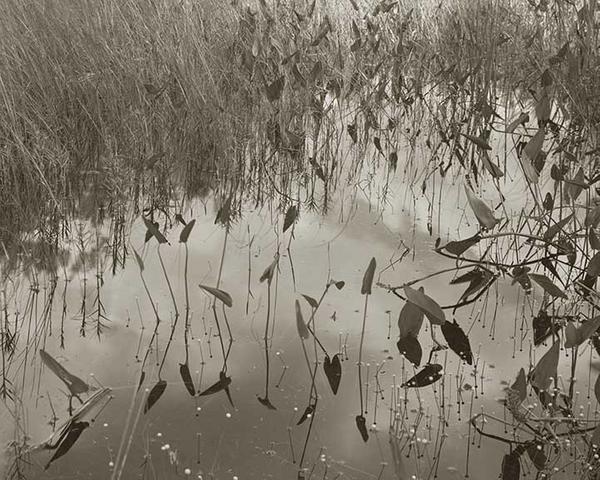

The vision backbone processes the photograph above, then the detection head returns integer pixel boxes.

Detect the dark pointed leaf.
[401,363,443,388]
[588,252,600,277]
[441,320,473,365]
[404,286,446,325]
[179,219,196,243]
[175,213,187,226]
[361,257,376,295]
[198,284,233,308]
[302,294,318,309]
[530,341,559,391]
[543,214,572,241]
[461,133,492,150]
[374,137,383,155]
[529,273,567,299]
[323,354,342,394]
[295,300,310,340]
[543,192,554,211]
[396,336,422,366]
[347,123,358,143]
[501,452,521,480]
[142,217,169,244]
[296,404,314,424]
[355,415,369,442]
[137,371,146,392]
[334,280,345,290]
[198,373,231,397]
[398,296,424,338]
[526,442,547,470]
[441,234,481,256]
[133,247,145,272]
[144,380,167,414]
[465,187,499,229]
[260,255,279,285]
[590,229,600,250]
[283,205,299,233]
[179,363,195,396]
[507,112,529,133]
[564,316,600,348]
[511,368,527,403]
[595,374,600,405]
[40,350,89,396]
[533,310,560,346]
[44,421,89,470]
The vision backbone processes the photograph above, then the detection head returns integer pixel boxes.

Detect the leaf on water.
[297,404,315,425]
[179,363,195,396]
[133,247,145,272]
[507,112,529,133]
[511,368,527,402]
[39,350,89,396]
[396,336,422,366]
[260,255,279,285]
[404,286,446,325]
[199,372,233,407]
[441,320,473,365]
[355,415,369,442]
[295,300,310,340]
[401,363,443,388]
[398,296,424,338]
[323,354,342,394]
[461,133,492,150]
[142,217,169,244]
[501,452,521,480]
[564,317,600,348]
[543,214,572,241]
[179,219,196,243]
[441,234,481,256]
[530,341,559,391]
[361,257,376,295]
[265,76,285,102]
[258,396,277,410]
[283,205,299,233]
[464,186,499,230]
[198,284,233,308]
[144,380,167,414]
[529,273,567,299]
[333,280,345,290]
[44,421,89,470]
[526,442,547,470]
[302,294,319,309]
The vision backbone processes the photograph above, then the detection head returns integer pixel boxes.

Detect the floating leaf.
[501,452,521,480]
[396,336,422,366]
[133,247,145,272]
[361,257,376,295]
[144,379,167,413]
[441,320,473,365]
[40,350,89,396]
[302,294,318,309]
[260,255,279,285]
[44,421,89,470]
[179,363,195,396]
[404,286,446,325]
[295,300,310,340]
[511,368,527,403]
[398,296,424,338]
[258,396,277,410]
[199,372,233,407]
[323,354,342,394]
[401,364,443,388]
[441,234,481,256]
[530,341,559,391]
[355,415,369,442]
[179,219,196,243]
[297,404,315,425]
[283,205,299,233]
[461,133,492,150]
[465,187,499,229]
[526,442,547,470]
[529,273,567,299]
[198,284,233,308]
[564,317,600,348]
[333,280,345,290]
[142,217,169,244]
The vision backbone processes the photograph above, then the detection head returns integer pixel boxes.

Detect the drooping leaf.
[543,214,572,241]
[333,280,345,290]
[199,372,233,407]
[564,317,600,348]
[137,371,146,392]
[529,273,567,299]
[401,363,443,388]
[481,151,504,178]
[198,284,233,308]
[258,396,277,410]
[396,336,422,366]
[323,354,342,394]
[441,234,481,255]
[133,247,145,272]
[441,320,473,365]
[530,341,559,391]
[511,266,532,293]
[398,296,424,338]
[373,137,383,155]
[283,205,299,233]
[40,350,89,396]
[511,368,527,403]
[295,300,310,340]
[175,213,187,226]
[355,415,369,442]
[142,217,169,244]
[302,294,319,309]
[179,363,195,396]
[44,421,89,470]
[297,404,315,425]
[465,186,499,229]
[526,442,547,470]
[179,219,196,243]
[260,255,279,285]
[144,379,167,414]
[361,257,376,295]
[404,286,446,325]
[501,451,521,480]
[452,268,494,303]
[461,133,492,150]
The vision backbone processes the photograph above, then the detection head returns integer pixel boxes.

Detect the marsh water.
[1,149,594,480]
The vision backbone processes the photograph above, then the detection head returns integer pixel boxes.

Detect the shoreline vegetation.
[2,0,600,478]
